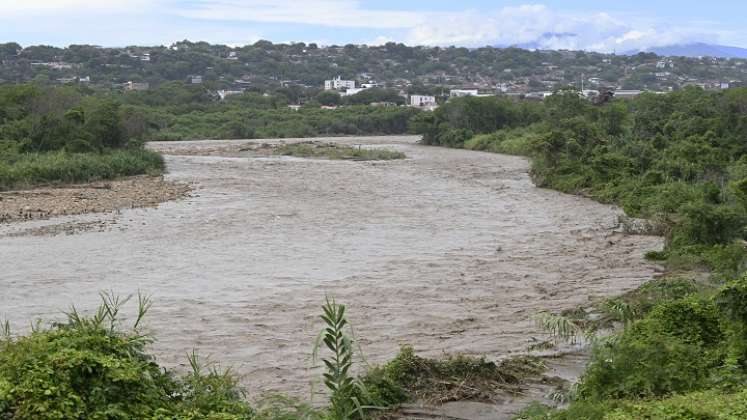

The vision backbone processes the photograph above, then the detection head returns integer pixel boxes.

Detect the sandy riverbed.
[0,136,662,405]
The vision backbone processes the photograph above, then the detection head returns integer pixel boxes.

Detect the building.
[525,91,554,100]
[342,87,367,96]
[409,95,437,107]
[216,90,244,100]
[125,81,150,91]
[31,62,73,70]
[325,76,356,91]
[190,75,203,84]
[613,90,643,99]
[449,89,479,98]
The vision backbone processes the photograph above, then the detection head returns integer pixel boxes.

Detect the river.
[0,135,662,402]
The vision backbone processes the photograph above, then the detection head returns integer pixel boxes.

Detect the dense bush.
[0,83,420,189]
[578,297,723,401]
[0,84,167,189]
[0,149,164,191]
[414,87,747,271]
[0,295,253,419]
[148,105,418,141]
[414,87,747,418]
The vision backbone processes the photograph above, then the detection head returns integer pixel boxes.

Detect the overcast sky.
[1,0,745,51]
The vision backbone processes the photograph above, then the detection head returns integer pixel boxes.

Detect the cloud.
[173,1,729,51]
[0,0,157,16]
[178,0,425,29]
[403,5,711,52]
[0,1,742,51]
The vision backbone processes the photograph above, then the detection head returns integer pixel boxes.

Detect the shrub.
[0,149,164,191]
[0,294,253,419]
[579,333,714,400]
[359,346,544,405]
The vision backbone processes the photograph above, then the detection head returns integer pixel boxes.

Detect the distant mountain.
[633,43,747,59]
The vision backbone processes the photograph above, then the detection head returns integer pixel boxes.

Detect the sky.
[1,0,746,52]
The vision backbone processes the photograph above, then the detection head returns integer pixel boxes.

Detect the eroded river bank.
[0,136,662,412]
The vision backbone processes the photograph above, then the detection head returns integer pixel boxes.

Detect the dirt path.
[0,136,662,412]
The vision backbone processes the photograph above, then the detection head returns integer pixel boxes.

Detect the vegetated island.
[273,142,405,161]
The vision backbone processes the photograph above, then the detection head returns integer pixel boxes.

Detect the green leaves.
[0,294,253,420]
[318,297,363,420]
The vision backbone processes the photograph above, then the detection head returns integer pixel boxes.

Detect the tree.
[316,90,341,106]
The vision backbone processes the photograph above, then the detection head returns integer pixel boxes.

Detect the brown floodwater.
[0,135,662,400]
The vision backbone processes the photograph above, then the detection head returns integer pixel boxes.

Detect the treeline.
[119,83,417,141]
[412,88,747,418]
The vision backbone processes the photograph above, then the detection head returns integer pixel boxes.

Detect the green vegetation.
[0,84,163,190]
[359,347,544,406]
[0,149,163,191]
[0,293,254,419]
[412,87,747,419]
[3,40,744,93]
[1,294,552,419]
[0,82,417,189]
[145,103,417,141]
[274,143,405,161]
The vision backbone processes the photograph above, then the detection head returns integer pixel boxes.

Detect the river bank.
[0,175,190,225]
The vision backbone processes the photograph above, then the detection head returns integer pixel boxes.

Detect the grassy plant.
[533,312,591,345]
[0,148,164,191]
[274,143,405,161]
[358,346,545,406]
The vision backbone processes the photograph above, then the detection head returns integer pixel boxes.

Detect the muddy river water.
[0,135,662,400]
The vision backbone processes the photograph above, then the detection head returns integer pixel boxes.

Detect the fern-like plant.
[319,297,364,420]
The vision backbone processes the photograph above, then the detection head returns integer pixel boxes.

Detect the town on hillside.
[1,40,745,109]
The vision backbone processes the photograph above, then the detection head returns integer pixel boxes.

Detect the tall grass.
[0,149,164,191]
[275,143,405,161]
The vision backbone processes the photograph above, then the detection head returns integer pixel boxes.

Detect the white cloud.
[174,1,727,51]
[178,0,425,29]
[0,1,741,51]
[403,5,711,52]
[0,0,156,16]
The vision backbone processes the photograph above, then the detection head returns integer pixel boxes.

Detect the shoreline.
[0,175,190,224]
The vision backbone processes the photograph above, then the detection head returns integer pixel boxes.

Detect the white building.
[325,76,356,91]
[217,90,244,100]
[409,95,437,107]
[614,90,643,99]
[125,81,150,91]
[190,75,203,84]
[342,87,367,96]
[449,89,479,98]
